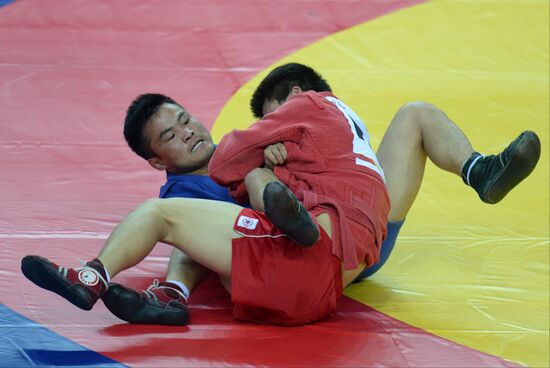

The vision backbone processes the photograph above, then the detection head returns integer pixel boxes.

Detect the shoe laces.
[147,279,186,300]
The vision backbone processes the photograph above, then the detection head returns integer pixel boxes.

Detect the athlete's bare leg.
[21,197,244,322]
[165,249,210,292]
[377,102,474,222]
[244,167,281,212]
[97,198,243,278]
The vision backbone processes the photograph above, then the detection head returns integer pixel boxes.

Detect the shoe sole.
[484,130,541,204]
[263,182,319,246]
[21,255,93,310]
[102,284,189,326]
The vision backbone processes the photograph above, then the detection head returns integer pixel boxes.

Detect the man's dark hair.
[250,63,332,118]
[124,93,178,159]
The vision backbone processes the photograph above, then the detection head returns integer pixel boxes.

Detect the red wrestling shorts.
[230,208,342,326]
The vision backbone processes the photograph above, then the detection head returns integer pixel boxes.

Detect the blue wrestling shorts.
[353,220,405,282]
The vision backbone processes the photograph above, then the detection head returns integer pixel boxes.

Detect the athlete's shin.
[405,101,474,175]
[165,249,209,294]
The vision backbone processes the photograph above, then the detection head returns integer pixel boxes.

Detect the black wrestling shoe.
[462,130,541,204]
[21,255,108,311]
[102,281,189,326]
[263,181,320,246]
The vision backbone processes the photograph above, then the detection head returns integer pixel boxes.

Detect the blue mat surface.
[0,304,125,368]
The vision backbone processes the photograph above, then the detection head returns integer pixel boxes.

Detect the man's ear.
[148,157,166,171]
[290,85,303,96]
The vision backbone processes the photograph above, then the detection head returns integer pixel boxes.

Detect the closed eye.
[178,111,189,125]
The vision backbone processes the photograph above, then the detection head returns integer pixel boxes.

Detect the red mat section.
[3,238,518,367]
[0,1,519,366]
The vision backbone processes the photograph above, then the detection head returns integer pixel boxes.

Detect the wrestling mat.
[0,0,548,367]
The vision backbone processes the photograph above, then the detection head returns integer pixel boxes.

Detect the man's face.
[144,103,215,174]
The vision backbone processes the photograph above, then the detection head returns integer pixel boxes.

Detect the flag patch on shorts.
[237,215,258,230]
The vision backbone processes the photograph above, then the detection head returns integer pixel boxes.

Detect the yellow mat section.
[211,1,549,366]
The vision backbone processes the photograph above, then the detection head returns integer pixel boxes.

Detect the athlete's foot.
[263,181,319,246]
[462,130,541,204]
[21,255,108,310]
[102,280,189,326]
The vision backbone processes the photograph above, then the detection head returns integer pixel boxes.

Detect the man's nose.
[181,127,194,142]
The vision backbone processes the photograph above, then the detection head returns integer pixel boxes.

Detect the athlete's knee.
[135,198,167,223]
[398,101,443,124]
[138,198,163,211]
[389,102,429,135]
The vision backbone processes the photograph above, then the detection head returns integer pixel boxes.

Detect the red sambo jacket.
[209,91,390,270]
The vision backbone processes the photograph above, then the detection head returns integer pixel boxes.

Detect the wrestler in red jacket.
[210,90,390,273]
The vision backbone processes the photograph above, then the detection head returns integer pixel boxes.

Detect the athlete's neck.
[168,163,209,176]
